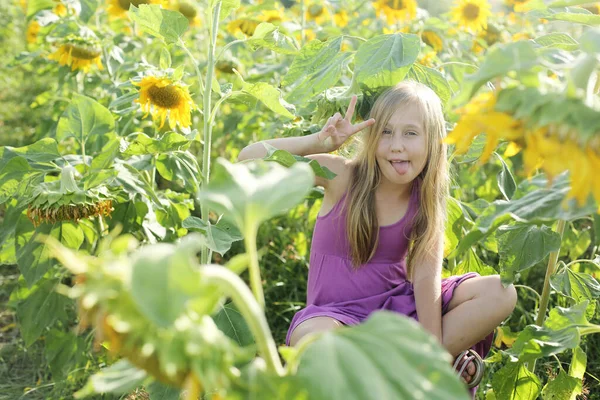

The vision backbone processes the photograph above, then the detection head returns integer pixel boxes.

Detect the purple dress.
[285,180,494,392]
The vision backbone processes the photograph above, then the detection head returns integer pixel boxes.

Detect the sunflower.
[417,50,436,67]
[227,18,261,36]
[107,0,164,19]
[421,30,443,52]
[334,10,349,27]
[506,0,537,12]
[52,0,67,16]
[450,0,492,33]
[134,76,195,129]
[26,20,40,44]
[305,2,331,25]
[177,1,201,26]
[48,38,103,73]
[372,0,418,25]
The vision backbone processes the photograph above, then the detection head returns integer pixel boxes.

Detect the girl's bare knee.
[289,316,343,347]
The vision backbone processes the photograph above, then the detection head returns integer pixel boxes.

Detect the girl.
[238,80,517,393]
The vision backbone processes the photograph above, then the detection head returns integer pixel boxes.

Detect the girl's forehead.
[385,102,425,128]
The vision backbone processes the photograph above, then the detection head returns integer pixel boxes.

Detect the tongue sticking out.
[391,161,410,175]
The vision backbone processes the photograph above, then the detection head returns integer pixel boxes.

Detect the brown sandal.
[453,349,485,389]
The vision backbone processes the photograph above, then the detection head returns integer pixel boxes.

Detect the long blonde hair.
[345,80,449,282]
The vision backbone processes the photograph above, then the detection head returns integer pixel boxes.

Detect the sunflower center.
[65,44,101,60]
[118,0,150,11]
[178,2,197,19]
[147,84,183,108]
[308,4,324,17]
[386,0,406,10]
[462,3,480,20]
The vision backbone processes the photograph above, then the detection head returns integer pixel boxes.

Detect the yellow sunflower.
[373,0,418,25]
[107,0,164,19]
[334,10,349,27]
[305,2,331,25]
[26,20,40,44]
[421,30,443,52]
[177,1,201,26]
[227,18,261,36]
[134,76,195,129]
[48,39,103,73]
[450,0,492,33]
[506,0,537,12]
[53,0,67,16]
[417,51,436,67]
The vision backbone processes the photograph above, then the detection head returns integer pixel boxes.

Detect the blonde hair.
[345,80,449,282]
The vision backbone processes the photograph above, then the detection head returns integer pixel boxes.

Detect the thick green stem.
[201,265,284,376]
[244,224,265,309]
[528,219,566,372]
[200,2,221,265]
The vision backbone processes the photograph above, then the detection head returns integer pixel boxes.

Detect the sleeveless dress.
[285,180,494,394]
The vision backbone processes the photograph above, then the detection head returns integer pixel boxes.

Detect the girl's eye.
[382,129,392,135]
[406,131,418,136]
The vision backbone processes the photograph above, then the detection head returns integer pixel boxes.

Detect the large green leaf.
[235,72,295,119]
[354,33,420,89]
[453,247,497,277]
[534,33,579,51]
[182,216,242,256]
[0,137,61,169]
[210,0,241,21]
[444,197,463,259]
[541,369,582,400]
[212,302,254,346]
[44,329,88,379]
[496,224,562,284]
[56,94,115,149]
[295,311,469,400]
[76,360,148,398]
[0,157,39,203]
[248,23,298,55]
[283,37,350,104]
[79,0,98,22]
[129,4,189,43]
[262,143,336,180]
[551,266,600,304]
[197,158,314,233]
[122,132,191,157]
[495,153,516,201]
[15,280,70,346]
[491,362,541,400]
[407,63,452,107]
[145,381,181,400]
[16,217,84,287]
[545,12,600,26]
[156,150,200,193]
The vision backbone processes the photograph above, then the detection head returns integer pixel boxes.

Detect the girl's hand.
[316,95,376,153]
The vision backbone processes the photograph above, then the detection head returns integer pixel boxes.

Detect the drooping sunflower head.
[373,0,418,25]
[48,37,103,73]
[305,2,331,25]
[450,0,492,33]
[134,75,196,130]
[177,1,201,26]
[421,30,443,52]
[107,0,164,19]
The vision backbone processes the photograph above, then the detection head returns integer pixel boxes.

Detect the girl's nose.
[390,134,405,152]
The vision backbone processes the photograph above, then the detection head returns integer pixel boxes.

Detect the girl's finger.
[345,95,357,122]
[350,118,375,134]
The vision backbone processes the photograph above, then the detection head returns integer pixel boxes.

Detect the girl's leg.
[289,316,344,347]
[442,275,517,381]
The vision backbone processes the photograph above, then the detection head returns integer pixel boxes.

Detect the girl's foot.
[453,349,484,389]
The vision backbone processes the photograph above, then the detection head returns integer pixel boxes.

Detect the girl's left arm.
[411,234,443,344]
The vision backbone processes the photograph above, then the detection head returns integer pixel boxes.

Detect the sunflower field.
[1,0,600,399]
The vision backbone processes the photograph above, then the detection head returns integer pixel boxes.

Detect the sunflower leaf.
[56,94,114,149]
[129,4,189,44]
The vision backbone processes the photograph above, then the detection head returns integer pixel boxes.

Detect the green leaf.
[211,0,241,21]
[534,33,579,51]
[56,94,114,147]
[545,12,600,26]
[541,369,582,399]
[406,63,452,107]
[354,33,420,89]
[182,216,242,255]
[594,214,600,246]
[0,138,61,169]
[26,0,53,17]
[549,0,597,5]
[496,224,562,284]
[145,381,180,400]
[45,329,87,379]
[235,72,295,119]
[453,248,497,277]
[283,37,350,105]
[248,22,298,55]
[90,137,120,170]
[551,266,600,304]
[79,0,98,22]
[75,360,148,398]
[465,41,539,98]
[295,311,468,400]
[444,197,463,259]
[212,302,254,346]
[198,158,314,233]
[569,346,587,380]
[155,150,200,193]
[263,143,337,180]
[0,157,37,203]
[495,153,516,201]
[16,280,69,346]
[580,28,600,54]
[129,4,189,43]
[159,47,171,70]
[491,362,541,400]
[122,132,191,156]
[114,162,163,207]
[16,218,84,287]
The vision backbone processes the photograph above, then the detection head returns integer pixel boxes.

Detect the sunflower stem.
[244,224,265,310]
[200,1,221,266]
[527,219,566,373]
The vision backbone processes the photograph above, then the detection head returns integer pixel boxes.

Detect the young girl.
[237,80,517,393]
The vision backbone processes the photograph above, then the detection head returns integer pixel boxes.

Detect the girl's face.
[375,102,428,187]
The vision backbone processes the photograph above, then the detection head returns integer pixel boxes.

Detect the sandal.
[453,349,485,389]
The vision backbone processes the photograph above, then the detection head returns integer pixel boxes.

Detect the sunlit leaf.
[129,4,189,43]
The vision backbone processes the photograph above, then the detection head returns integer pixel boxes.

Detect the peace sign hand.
[316,95,376,153]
